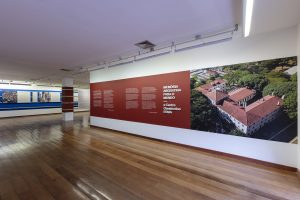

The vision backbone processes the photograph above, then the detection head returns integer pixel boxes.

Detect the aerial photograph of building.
[190,56,297,143]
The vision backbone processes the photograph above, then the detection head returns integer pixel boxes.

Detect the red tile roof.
[228,88,256,102]
[245,95,282,112]
[218,95,282,126]
[198,79,226,91]
[218,100,248,124]
[202,90,229,103]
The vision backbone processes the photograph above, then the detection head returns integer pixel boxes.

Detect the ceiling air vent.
[135,40,156,50]
[60,68,72,72]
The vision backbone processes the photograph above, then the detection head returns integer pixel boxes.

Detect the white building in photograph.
[217,95,283,134]
[228,87,256,107]
[196,79,283,134]
[197,79,226,93]
[196,79,228,105]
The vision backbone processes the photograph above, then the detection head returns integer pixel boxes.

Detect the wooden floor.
[0,113,299,200]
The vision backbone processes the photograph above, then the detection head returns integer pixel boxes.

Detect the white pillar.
[62,78,74,121]
[63,111,74,121]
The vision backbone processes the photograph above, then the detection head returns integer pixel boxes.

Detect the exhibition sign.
[90,71,191,128]
[90,56,298,143]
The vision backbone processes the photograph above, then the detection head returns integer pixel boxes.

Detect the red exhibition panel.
[90,71,190,129]
[62,87,74,112]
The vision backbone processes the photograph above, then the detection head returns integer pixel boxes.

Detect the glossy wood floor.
[0,112,299,200]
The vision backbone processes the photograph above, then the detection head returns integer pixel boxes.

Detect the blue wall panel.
[0,89,78,111]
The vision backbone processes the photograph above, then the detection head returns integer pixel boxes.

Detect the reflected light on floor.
[76,182,112,200]
[0,142,32,157]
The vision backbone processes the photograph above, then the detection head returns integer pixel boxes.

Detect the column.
[62,78,74,121]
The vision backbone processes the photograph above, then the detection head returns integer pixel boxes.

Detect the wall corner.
[297,23,300,172]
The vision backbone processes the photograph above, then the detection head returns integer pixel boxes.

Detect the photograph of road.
[190,56,297,143]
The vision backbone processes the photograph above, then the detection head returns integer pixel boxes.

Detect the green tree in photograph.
[222,56,297,77]
[190,90,217,132]
[238,74,269,92]
[258,59,278,71]
[247,64,269,74]
[279,57,297,67]
[249,65,270,75]
[229,129,248,137]
[223,70,250,85]
[263,81,297,120]
[190,75,203,89]
[263,82,296,97]
[291,73,297,82]
[265,71,289,83]
[223,64,243,71]
[283,92,297,120]
[190,76,198,89]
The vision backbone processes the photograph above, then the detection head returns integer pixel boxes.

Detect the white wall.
[0,84,61,118]
[91,27,297,82]
[78,89,90,110]
[0,108,62,118]
[90,27,298,167]
[0,84,88,117]
[91,117,297,167]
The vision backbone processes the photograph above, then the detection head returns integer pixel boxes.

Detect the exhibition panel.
[62,87,74,113]
[91,57,297,144]
[0,89,78,111]
[90,27,299,167]
[91,71,190,128]
[0,84,90,118]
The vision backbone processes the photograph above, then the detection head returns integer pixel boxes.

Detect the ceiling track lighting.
[175,37,233,53]
[135,47,171,61]
[87,25,238,72]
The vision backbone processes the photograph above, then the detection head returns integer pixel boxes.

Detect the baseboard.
[75,109,90,112]
[0,110,89,119]
[90,125,297,172]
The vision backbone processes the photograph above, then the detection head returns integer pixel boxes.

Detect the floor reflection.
[0,112,90,156]
[1,111,298,200]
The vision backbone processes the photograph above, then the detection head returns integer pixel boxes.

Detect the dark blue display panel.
[0,89,78,111]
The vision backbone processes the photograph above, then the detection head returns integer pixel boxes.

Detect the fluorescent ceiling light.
[244,0,254,37]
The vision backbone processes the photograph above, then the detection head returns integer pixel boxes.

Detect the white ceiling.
[251,0,300,36]
[0,0,299,87]
[0,0,241,87]
[0,57,90,87]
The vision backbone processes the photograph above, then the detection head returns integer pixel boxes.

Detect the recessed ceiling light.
[244,0,254,37]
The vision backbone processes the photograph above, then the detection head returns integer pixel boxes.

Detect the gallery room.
[0,0,299,199]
